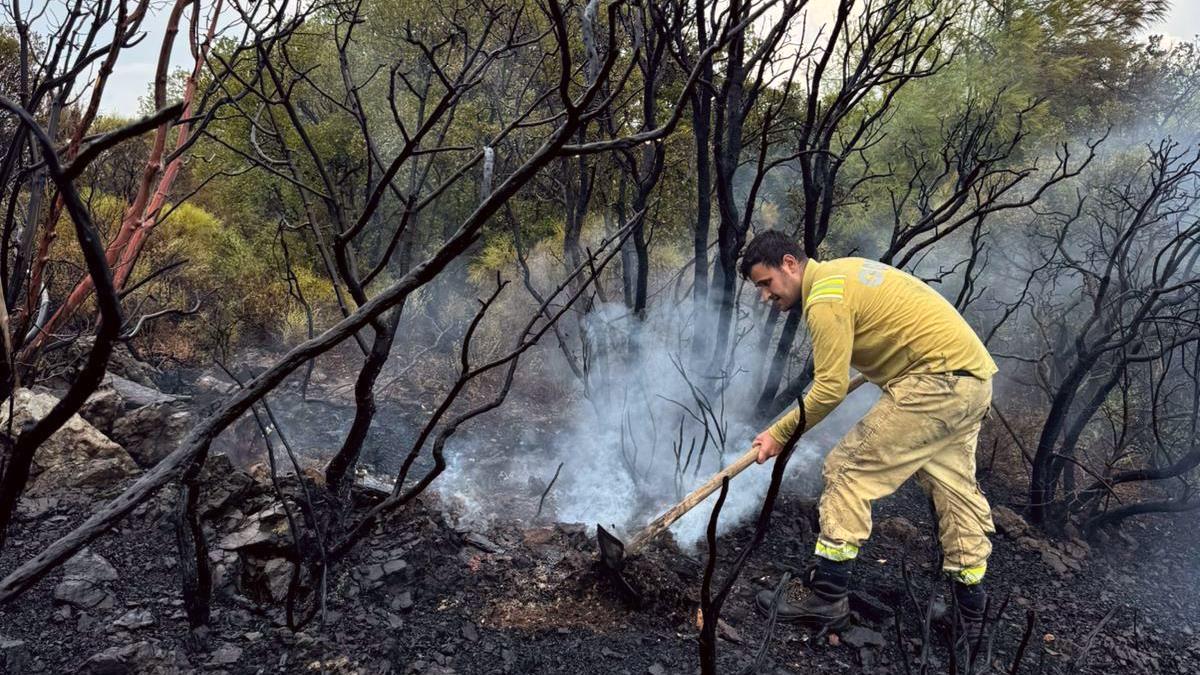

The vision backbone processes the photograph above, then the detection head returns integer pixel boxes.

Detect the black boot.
[951,581,988,671]
[754,558,851,628]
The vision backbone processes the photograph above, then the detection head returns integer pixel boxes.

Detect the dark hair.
[738,230,806,279]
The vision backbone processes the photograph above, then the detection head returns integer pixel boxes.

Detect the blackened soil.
[3,461,1199,675]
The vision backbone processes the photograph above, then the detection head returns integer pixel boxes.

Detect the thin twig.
[536,462,564,518]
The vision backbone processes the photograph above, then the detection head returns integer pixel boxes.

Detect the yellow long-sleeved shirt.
[767,257,998,445]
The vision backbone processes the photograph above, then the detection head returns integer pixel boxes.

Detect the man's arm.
[765,301,855,445]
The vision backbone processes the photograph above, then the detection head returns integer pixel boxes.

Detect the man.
[740,230,997,636]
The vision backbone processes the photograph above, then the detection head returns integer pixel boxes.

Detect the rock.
[395,590,414,611]
[717,619,743,644]
[461,622,479,642]
[54,549,119,610]
[842,626,886,649]
[1041,549,1069,576]
[0,389,139,493]
[218,504,292,552]
[1063,538,1090,561]
[647,664,667,675]
[363,563,387,584]
[382,558,409,578]
[79,386,124,434]
[849,589,895,623]
[62,337,160,388]
[80,640,190,674]
[16,496,58,520]
[208,643,243,666]
[521,527,557,546]
[877,516,920,544]
[262,558,292,602]
[109,403,192,468]
[1116,528,1139,549]
[463,532,503,553]
[195,373,237,396]
[75,458,140,489]
[991,505,1029,538]
[1015,536,1042,552]
[1,635,31,673]
[198,454,258,517]
[104,372,180,408]
[112,608,155,631]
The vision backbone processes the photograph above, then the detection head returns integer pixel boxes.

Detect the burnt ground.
[3,457,1199,674]
[2,358,1199,674]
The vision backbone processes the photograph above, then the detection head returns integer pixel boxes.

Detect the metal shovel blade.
[596,523,626,571]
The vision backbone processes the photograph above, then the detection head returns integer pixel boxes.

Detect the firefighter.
[741,230,997,639]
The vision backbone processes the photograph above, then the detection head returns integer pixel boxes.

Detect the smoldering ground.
[431,294,880,551]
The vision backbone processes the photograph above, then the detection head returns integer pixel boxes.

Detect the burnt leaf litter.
[1,369,1198,674]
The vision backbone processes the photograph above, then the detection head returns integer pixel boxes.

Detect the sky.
[37,0,1200,116]
[1167,2,1200,39]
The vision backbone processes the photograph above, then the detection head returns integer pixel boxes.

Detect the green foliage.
[53,0,1195,364]
[148,201,336,351]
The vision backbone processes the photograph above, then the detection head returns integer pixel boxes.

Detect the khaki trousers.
[815,372,995,579]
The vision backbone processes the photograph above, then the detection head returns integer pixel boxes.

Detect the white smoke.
[433,295,880,552]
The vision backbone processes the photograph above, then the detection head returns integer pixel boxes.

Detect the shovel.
[596,373,870,580]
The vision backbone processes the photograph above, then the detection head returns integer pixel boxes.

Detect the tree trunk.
[175,458,212,628]
[324,306,404,495]
[757,310,804,413]
[1029,355,1097,524]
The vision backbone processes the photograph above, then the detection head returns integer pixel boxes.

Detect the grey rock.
[195,373,237,395]
[849,589,895,622]
[992,505,1029,538]
[80,640,190,674]
[102,372,179,408]
[647,664,667,675]
[208,644,243,666]
[842,626,886,649]
[79,386,123,434]
[1,635,30,673]
[364,564,386,583]
[463,532,503,553]
[110,403,192,468]
[383,558,409,577]
[112,608,155,630]
[396,590,414,611]
[0,389,138,493]
[1041,549,1070,576]
[199,454,257,517]
[16,496,58,520]
[54,549,118,610]
[64,549,119,582]
[262,558,292,602]
[218,504,291,551]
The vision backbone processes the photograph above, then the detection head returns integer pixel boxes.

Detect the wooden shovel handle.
[624,373,869,556]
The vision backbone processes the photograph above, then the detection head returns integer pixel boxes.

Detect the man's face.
[748,255,804,311]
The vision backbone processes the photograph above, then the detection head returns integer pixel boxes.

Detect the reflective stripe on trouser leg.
[817,373,995,571]
[814,538,859,562]
[952,563,987,585]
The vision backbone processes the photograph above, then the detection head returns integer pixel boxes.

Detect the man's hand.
[752,429,783,464]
